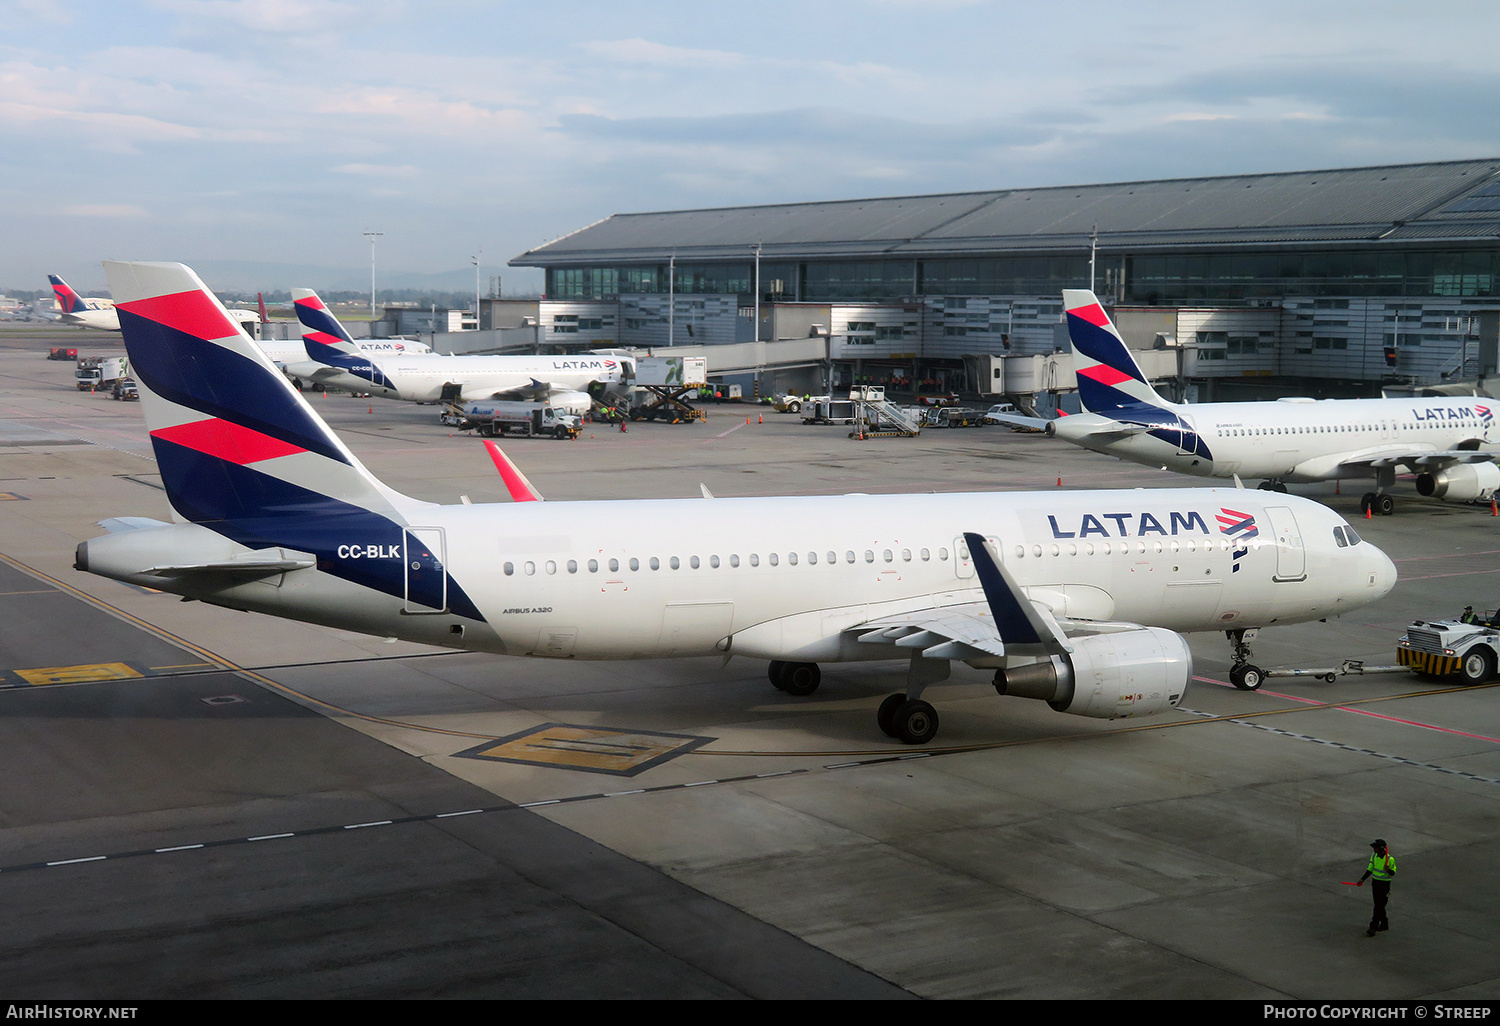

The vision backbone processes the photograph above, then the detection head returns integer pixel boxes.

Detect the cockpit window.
[1333,525,1363,547]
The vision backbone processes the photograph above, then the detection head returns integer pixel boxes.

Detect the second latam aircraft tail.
[1063,290,1174,414]
[293,289,360,352]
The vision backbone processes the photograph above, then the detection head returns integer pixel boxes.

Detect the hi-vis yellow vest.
[1368,853,1397,881]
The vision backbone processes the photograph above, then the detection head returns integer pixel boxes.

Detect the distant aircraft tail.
[103,262,422,529]
[48,274,86,314]
[1063,289,1171,414]
[291,287,393,388]
[293,288,359,351]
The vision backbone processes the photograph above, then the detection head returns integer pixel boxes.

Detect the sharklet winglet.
[483,440,544,501]
[963,531,1067,656]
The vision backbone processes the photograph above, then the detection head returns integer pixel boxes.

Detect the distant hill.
[184,259,544,296]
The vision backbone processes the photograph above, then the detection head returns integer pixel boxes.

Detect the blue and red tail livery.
[292,288,358,348]
[102,261,481,621]
[1063,289,1169,414]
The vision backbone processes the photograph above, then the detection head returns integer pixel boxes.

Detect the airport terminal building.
[508,159,1500,399]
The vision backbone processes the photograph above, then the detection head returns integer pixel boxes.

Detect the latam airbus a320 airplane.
[1029,290,1500,516]
[76,263,1397,740]
[280,289,629,410]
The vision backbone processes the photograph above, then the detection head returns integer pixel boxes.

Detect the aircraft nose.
[1366,542,1398,599]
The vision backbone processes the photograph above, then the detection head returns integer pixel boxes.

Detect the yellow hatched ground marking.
[15,663,144,686]
[461,725,713,776]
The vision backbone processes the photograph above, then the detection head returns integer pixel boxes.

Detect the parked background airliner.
[280,290,630,410]
[49,273,258,333]
[76,263,1396,742]
[1020,290,1500,516]
[258,289,432,369]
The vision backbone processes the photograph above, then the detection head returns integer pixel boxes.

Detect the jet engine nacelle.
[993,626,1190,720]
[1415,462,1500,502]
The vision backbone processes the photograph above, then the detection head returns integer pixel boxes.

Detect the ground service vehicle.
[48,347,78,361]
[802,399,858,425]
[75,356,127,391]
[1397,617,1500,682]
[924,407,987,428]
[458,401,582,440]
[111,378,139,401]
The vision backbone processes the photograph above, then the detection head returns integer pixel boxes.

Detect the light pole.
[363,231,383,321]
[1088,224,1098,293]
[752,242,762,343]
[472,247,482,331]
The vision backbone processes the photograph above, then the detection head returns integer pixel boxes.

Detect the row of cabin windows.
[503,546,954,577]
[1215,420,1484,437]
[1011,537,1263,559]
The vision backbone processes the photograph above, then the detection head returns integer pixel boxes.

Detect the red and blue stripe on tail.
[1063,289,1169,415]
[102,261,480,620]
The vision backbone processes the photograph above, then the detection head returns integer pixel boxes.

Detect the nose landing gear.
[1227,628,1265,691]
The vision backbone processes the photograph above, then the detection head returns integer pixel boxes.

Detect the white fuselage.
[281,353,628,403]
[56,301,119,331]
[1058,397,1496,481]
[259,338,432,364]
[347,487,1393,660]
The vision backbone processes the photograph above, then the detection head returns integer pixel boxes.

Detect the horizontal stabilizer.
[985,412,1051,431]
[143,547,315,576]
[98,516,171,534]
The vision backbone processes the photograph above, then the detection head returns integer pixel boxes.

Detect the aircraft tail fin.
[292,288,359,351]
[1063,289,1170,414]
[103,261,422,528]
[48,274,85,314]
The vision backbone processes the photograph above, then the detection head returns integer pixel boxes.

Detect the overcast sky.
[5,0,1498,294]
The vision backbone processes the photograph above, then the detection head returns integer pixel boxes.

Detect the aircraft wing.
[1339,448,1500,471]
[849,531,1154,664]
[851,601,1152,662]
[483,378,562,401]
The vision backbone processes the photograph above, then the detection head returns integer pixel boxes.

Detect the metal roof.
[512,159,1500,267]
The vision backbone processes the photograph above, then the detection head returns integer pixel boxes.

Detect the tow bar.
[1264,659,1410,684]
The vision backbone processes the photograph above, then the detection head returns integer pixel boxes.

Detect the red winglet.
[484,440,543,501]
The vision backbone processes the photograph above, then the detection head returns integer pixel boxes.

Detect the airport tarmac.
[2,325,1499,999]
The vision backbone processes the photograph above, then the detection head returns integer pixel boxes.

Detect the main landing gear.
[766,656,949,745]
[1226,628,1265,691]
[1360,467,1398,516]
[1256,480,1289,493]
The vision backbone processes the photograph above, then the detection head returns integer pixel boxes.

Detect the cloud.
[57,204,148,218]
[331,163,420,177]
[147,0,376,34]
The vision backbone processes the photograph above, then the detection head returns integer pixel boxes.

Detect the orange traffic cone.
[1491,497,1497,517]
[1365,505,1372,519]
[1057,476,1062,487]
[368,406,374,414]
[758,414,763,424]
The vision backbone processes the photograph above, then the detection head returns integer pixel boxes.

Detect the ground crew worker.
[1462,605,1479,623]
[1356,838,1397,935]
